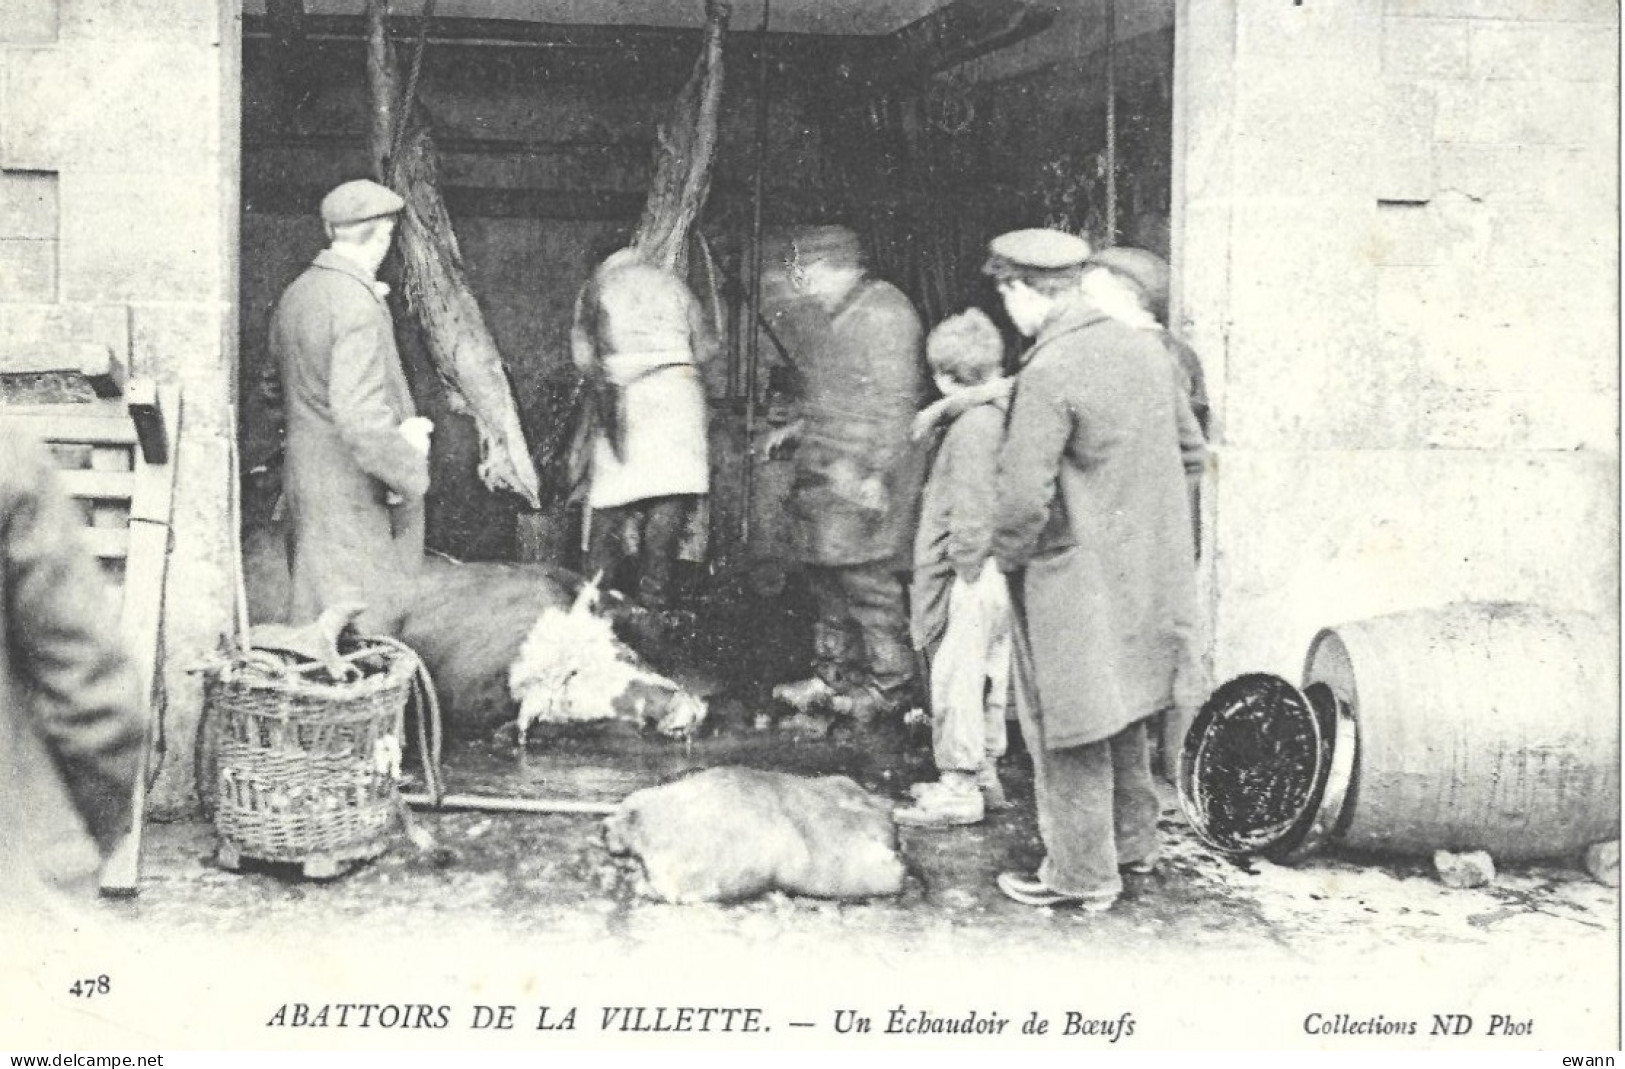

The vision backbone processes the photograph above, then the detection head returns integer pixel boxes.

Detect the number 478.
[69,976,110,997]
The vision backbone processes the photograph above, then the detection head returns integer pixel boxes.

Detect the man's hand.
[760,420,802,459]
[400,416,435,457]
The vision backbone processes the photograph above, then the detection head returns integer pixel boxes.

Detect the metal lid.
[1177,673,1333,858]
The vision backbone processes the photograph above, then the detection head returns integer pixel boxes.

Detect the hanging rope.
[387,0,438,176]
[374,635,446,805]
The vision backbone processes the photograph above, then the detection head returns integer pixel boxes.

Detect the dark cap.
[982,228,1092,280]
[320,179,405,226]
[1088,246,1170,320]
[789,224,865,269]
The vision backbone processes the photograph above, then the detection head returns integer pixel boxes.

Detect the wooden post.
[739,0,771,546]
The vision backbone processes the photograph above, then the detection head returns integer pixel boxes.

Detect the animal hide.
[603,768,908,903]
[242,523,705,738]
[505,577,705,740]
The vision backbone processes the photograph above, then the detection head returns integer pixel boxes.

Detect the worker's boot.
[772,675,838,714]
[830,682,910,729]
[895,771,984,827]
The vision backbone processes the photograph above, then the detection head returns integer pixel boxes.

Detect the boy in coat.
[271,179,432,636]
[895,309,1012,827]
[987,229,1205,911]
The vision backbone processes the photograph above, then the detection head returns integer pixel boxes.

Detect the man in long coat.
[766,226,927,728]
[987,229,1205,911]
[272,179,431,636]
[0,426,145,914]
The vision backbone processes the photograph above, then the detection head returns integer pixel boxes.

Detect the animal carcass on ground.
[242,524,706,739]
[603,767,909,903]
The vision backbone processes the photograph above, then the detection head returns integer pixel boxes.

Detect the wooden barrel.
[1303,602,1619,861]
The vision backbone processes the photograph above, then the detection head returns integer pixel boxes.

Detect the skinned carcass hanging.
[365,0,542,508]
[632,0,730,275]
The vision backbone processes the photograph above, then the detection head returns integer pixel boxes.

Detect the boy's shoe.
[894,785,984,827]
[996,871,1118,912]
[910,769,1010,809]
[1120,857,1158,875]
[772,676,837,714]
[908,770,979,800]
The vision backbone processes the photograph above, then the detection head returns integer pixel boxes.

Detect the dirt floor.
[40,575,1620,1049]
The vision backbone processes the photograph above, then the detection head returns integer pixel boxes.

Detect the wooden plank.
[126,380,168,465]
[0,344,126,401]
[82,527,130,560]
[128,386,182,525]
[2,409,139,447]
[99,384,181,896]
[0,341,111,376]
[60,469,137,502]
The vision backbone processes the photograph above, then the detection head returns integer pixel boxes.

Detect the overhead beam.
[241,179,1014,225]
[242,14,885,92]
[869,0,1060,90]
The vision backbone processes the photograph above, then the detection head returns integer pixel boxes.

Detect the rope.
[387,0,438,176]
[374,635,446,805]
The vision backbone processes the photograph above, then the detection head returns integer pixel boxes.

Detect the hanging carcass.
[364,0,542,508]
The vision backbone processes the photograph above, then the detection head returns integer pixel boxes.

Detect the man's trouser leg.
[839,562,918,708]
[807,566,861,692]
[636,495,691,608]
[982,573,1012,766]
[585,505,630,594]
[1110,719,1161,868]
[1009,586,1121,899]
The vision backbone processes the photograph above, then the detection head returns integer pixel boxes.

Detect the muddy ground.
[57,575,1621,1048]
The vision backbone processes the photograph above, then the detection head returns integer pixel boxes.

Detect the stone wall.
[1,0,241,814]
[1174,0,1618,682]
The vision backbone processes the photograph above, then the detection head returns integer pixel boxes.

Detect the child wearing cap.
[895,308,1012,827]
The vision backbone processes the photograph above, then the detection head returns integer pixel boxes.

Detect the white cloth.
[587,349,709,509]
[930,567,1012,773]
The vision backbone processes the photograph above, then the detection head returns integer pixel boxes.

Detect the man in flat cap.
[764,225,927,730]
[987,228,1205,911]
[270,178,433,635]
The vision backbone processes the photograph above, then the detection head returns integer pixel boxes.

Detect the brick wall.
[1,0,242,814]
[1174,0,1618,681]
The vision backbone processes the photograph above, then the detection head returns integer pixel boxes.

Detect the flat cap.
[320,179,405,226]
[983,228,1092,278]
[789,224,865,268]
[1089,246,1170,320]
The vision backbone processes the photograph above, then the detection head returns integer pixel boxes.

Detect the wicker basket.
[207,639,417,869]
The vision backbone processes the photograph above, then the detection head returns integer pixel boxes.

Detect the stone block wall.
[1174,0,1618,681]
[1,0,242,814]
